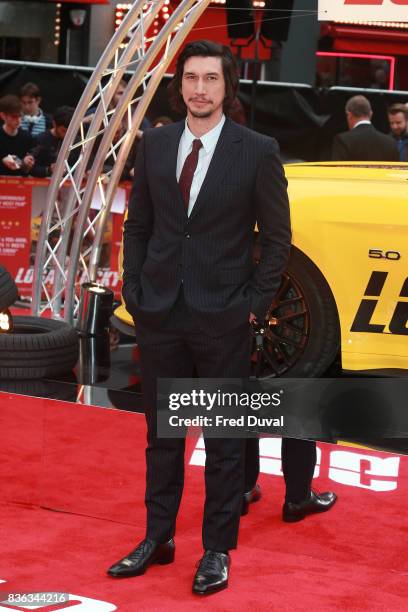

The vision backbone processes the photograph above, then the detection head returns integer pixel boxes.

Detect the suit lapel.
[188,118,243,222]
[163,120,186,211]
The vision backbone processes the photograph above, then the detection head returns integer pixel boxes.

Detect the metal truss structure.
[32,0,211,323]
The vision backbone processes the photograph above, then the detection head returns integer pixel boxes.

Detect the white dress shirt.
[176,114,226,216]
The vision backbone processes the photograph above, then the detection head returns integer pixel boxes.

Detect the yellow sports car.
[112,161,408,378]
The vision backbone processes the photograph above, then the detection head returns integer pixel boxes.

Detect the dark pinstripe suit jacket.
[122,117,291,337]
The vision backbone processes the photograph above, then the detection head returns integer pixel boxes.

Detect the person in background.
[110,78,152,130]
[121,113,169,180]
[19,82,52,138]
[85,78,151,131]
[31,106,74,178]
[332,95,399,162]
[228,97,246,125]
[152,116,173,128]
[0,95,35,176]
[370,67,389,90]
[84,78,151,180]
[387,103,408,162]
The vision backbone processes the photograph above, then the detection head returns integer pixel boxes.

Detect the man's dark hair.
[168,40,239,114]
[345,95,372,118]
[388,103,407,118]
[0,94,22,114]
[19,82,41,99]
[53,106,75,128]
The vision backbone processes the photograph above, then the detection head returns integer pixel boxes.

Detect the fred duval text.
[167,415,284,428]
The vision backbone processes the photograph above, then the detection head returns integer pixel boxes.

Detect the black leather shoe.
[192,550,230,595]
[282,490,337,523]
[241,483,262,516]
[107,538,175,577]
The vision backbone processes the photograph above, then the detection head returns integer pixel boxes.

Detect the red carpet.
[1,391,408,611]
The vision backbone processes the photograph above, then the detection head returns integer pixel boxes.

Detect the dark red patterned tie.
[178,139,202,211]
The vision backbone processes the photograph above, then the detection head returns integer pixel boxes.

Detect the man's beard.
[189,109,213,119]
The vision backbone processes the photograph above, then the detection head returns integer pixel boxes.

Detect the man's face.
[21,95,41,116]
[112,83,126,107]
[181,56,226,120]
[389,112,407,137]
[54,124,68,140]
[0,112,22,131]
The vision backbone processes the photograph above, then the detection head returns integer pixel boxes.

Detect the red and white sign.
[190,437,401,492]
[0,181,32,282]
[319,0,408,22]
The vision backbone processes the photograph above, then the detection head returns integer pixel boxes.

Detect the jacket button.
[185,233,191,239]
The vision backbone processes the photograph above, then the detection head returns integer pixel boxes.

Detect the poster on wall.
[318,0,408,22]
[0,177,126,301]
[0,180,32,286]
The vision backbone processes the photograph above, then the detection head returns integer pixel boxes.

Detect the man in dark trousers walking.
[108,40,335,595]
[332,95,399,161]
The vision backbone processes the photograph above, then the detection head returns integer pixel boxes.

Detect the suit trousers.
[244,437,317,503]
[136,289,251,551]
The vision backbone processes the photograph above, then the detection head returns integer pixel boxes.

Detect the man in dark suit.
[107,40,335,595]
[332,95,399,162]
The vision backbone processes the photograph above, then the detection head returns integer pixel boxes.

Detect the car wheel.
[251,249,340,378]
[0,265,18,310]
[0,316,79,379]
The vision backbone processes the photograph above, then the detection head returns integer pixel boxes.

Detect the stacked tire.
[0,265,79,379]
[0,265,18,311]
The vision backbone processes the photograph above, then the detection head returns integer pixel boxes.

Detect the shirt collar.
[353,120,371,129]
[184,114,226,154]
[24,109,44,124]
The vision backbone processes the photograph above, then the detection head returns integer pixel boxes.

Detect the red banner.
[0,179,32,282]
[0,177,126,300]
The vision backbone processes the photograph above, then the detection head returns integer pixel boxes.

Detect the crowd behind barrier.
[1,59,408,162]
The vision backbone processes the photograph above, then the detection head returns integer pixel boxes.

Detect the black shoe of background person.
[241,483,262,516]
[282,490,337,523]
[107,538,175,577]
[192,550,230,595]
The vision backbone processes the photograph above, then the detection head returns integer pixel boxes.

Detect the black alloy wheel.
[251,249,340,378]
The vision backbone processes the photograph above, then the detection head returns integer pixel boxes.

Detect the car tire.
[0,265,18,310]
[251,248,340,378]
[0,316,79,379]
